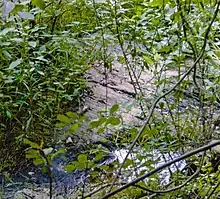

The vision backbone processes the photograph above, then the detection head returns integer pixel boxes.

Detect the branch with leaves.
[106,0,220,196]
[102,140,220,198]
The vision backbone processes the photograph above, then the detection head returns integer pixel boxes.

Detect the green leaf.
[23,138,40,149]
[78,154,87,164]
[90,116,107,129]
[11,4,24,14]
[25,149,40,159]
[142,126,158,138]
[109,104,119,115]
[79,115,87,122]
[118,56,125,63]
[66,112,79,119]
[6,110,12,118]
[33,158,45,165]
[55,123,66,128]
[149,0,168,7]
[143,55,154,65]
[94,153,105,161]
[159,102,164,109]
[97,127,105,134]
[123,158,134,168]
[32,0,45,9]
[100,165,109,170]
[129,127,139,140]
[91,171,99,178]
[57,114,70,124]
[64,163,76,173]
[9,59,22,70]
[106,117,120,126]
[71,123,79,133]
[51,148,66,161]
[77,162,86,169]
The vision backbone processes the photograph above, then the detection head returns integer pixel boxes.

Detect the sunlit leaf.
[71,123,79,133]
[57,114,70,124]
[106,117,120,126]
[66,112,79,119]
[9,59,22,70]
[109,104,119,115]
[23,138,40,149]
[78,154,87,164]
[64,164,76,173]
[143,55,154,65]
[43,147,53,156]
[32,0,45,9]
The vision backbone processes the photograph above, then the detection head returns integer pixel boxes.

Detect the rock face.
[84,61,155,125]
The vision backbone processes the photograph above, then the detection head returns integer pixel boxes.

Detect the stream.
[1,147,186,199]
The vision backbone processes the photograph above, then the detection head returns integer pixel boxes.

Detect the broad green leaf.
[90,117,106,128]
[64,163,76,173]
[66,112,79,119]
[142,126,158,138]
[11,4,24,14]
[33,158,45,165]
[79,115,87,122]
[159,102,164,109]
[6,110,12,118]
[51,148,66,161]
[9,59,22,70]
[71,123,79,133]
[91,171,99,178]
[77,162,86,169]
[106,116,120,126]
[32,0,45,9]
[94,153,105,161]
[78,154,87,164]
[25,149,39,159]
[57,114,70,124]
[110,104,119,115]
[23,138,40,149]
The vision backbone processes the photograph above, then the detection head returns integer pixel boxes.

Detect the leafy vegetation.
[1,0,220,198]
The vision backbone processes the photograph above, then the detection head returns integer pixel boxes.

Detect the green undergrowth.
[1,0,220,198]
[0,0,100,171]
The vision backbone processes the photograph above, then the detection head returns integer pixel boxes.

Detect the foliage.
[0,0,99,171]
[1,0,220,198]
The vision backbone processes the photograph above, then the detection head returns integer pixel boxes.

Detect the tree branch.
[102,140,220,199]
[107,0,220,193]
